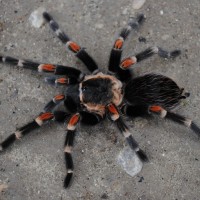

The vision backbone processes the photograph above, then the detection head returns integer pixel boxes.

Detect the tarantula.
[0,12,199,188]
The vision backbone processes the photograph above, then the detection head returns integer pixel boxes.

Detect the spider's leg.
[0,55,84,81]
[63,113,80,188]
[45,76,78,86]
[106,103,148,162]
[43,12,99,74]
[44,94,66,112]
[80,111,104,126]
[108,14,145,81]
[149,106,200,137]
[120,46,181,70]
[121,104,150,118]
[0,111,69,151]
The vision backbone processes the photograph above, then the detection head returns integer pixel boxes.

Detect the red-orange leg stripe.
[107,104,119,115]
[120,58,135,69]
[68,41,81,53]
[56,77,68,84]
[68,113,80,126]
[114,38,124,49]
[149,105,162,112]
[38,112,54,121]
[54,94,65,101]
[40,64,56,72]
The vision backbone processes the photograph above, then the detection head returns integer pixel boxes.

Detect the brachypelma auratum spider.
[0,12,200,188]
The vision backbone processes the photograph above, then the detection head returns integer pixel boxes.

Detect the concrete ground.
[0,0,200,199]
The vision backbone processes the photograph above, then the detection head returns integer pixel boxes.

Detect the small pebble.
[161,34,170,41]
[122,8,128,15]
[117,146,143,177]
[160,10,164,15]
[95,23,104,29]
[0,184,8,193]
[138,36,147,43]
[29,7,46,28]
[132,0,146,10]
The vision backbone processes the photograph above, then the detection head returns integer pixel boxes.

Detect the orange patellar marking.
[68,41,81,53]
[120,58,135,69]
[149,105,162,112]
[56,77,68,84]
[69,113,80,126]
[38,112,54,121]
[114,38,124,49]
[107,103,119,115]
[54,94,65,101]
[40,64,56,72]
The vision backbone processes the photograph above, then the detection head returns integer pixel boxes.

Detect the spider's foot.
[136,149,149,163]
[0,133,17,152]
[169,49,181,58]
[64,172,73,188]
[158,47,181,59]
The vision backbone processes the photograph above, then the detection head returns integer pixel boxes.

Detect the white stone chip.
[132,0,146,10]
[29,7,46,28]
[0,184,8,192]
[117,146,143,177]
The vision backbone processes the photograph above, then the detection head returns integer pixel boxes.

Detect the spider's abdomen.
[124,74,185,110]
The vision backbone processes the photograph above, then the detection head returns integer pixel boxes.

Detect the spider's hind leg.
[149,106,200,137]
[43,12,99,74]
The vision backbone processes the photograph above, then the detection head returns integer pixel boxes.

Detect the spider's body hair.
[124,73,185,110]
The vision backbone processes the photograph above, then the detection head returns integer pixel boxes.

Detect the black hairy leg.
[120,46,181,69]
[44,94,66,112]
[64,113,80,188]
[106,103,148,162]
[0,112,54,151]
[0,55,84,81]
[0,111,70,152]
[43,12,99,74]
[108,14,145,82]
[45,76,78,87]
[121,104,150,118]
[149,106,200,137]
[80,111,104,126]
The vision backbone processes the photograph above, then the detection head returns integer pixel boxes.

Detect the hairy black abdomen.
[124,74,184,110]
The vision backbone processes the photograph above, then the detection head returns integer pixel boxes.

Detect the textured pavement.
[0,0,200,199]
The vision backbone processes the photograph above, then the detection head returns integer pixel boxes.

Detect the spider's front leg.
[0,55,84,81]
[108,14,145,81]
[43,12,99,74]
[106,103,148,162]
[120,46,181,70]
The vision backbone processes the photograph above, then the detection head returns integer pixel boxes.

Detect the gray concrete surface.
[0,0,200,199]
